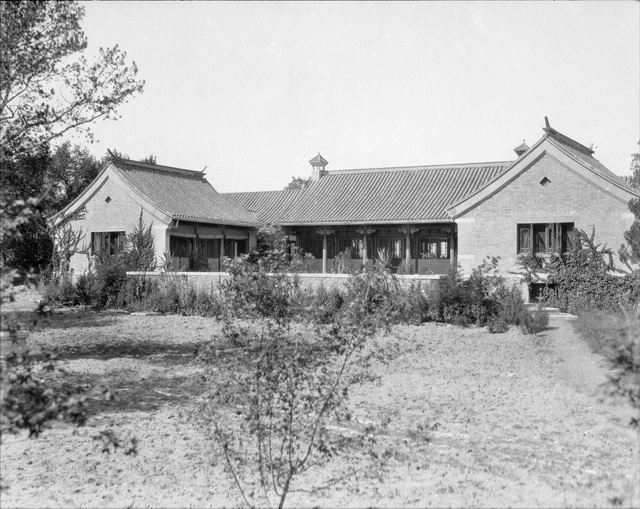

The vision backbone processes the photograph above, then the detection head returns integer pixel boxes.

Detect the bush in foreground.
[573,306,639,427]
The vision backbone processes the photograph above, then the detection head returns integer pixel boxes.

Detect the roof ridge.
[109,158,205,178]
[329,161,513,175]
[224,188,304,196]
[543,127,594,156]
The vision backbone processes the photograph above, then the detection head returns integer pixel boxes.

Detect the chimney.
[513,139,529,158]
[309,152,328,181]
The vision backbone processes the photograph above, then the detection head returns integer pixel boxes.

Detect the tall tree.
[0,1,145,161]
[49,141,101,211]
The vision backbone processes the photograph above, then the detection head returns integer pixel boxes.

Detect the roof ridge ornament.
[542,116,595,155]
[514,139,529,158]
[309,152,328,166]
[310,152,328,182]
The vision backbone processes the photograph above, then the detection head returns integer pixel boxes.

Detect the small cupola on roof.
[310,152,329,181]
[514,140,529,158]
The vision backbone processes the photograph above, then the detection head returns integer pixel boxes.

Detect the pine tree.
[124,209,156,271]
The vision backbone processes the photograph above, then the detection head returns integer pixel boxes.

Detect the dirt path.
[547,313,637,428]
[1,311,638,508]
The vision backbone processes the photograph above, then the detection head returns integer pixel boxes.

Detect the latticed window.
[517,223,574,254]
[91,232,126,256]
[419,238,449,259]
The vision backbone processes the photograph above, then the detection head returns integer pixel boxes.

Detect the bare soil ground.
[1,302,638,508]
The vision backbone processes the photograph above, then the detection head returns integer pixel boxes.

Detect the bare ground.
[1,304,638,508]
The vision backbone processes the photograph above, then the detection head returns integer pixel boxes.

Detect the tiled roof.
[110,160,261,226]
[224,189,304,224]
[274,162,512,225]
[545,133,639,195]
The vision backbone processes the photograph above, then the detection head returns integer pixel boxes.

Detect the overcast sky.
[74,1,639,192]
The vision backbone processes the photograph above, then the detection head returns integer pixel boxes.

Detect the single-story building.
[55,120,639,280]
[228,120,639,275]
[53,158,261,274]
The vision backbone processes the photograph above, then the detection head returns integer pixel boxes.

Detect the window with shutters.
[517,223,574,254]
[91,231,126,256]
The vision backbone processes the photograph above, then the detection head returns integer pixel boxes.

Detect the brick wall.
[65,176,169,275]
[456,153,635,275]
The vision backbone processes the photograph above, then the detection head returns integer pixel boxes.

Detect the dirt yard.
[1,303,638,508]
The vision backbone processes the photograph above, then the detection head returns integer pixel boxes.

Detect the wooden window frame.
[419,237,450,259]
[517,223,575,255]
[91,231,126,256]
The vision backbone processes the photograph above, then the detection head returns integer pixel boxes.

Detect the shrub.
[453,314,471,327]
[572,307,622,354]
[572,306,639,427]
[42,274,77,306]
[343,265,397,319]
[396,282,430,324]
[434,257,506,325]
[1,351,87,439]
[75,271,101,306]
[201,239,391,509]
[606,309,640,427]
[520,304,549,334]
[307,283,344,324]
[520,228,640,314]
[487,315,509,333]
[123,209,156,271]
[496,284,527,325]
[93,255,127,308]
[145,277,181,314]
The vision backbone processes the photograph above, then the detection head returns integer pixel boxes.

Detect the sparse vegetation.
[520,226,639,425]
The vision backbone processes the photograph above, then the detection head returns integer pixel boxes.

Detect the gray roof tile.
[224,162,512,226]
[110,160,261,226]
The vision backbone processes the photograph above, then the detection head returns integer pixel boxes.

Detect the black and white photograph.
[1,1,639,507]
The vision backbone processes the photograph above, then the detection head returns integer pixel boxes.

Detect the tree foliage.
[629,142,640,189]
[520,228,640,313]
[48,141,101,211]
[0,1,145,160]
[619,145,640,269]
[123,209,156,271]
[283,176,312,191]
[0,143,98,274]
[620,198,640,269]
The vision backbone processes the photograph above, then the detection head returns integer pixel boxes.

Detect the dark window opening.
[419,238,450,259]
[91,231,126,256]
[224,239,247,258]
[377,236,404,259]
[517,223,574,254]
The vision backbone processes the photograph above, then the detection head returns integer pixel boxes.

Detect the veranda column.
[322,230,327,273]
[405,226,411,267]
[219,230,225,272]
[449,226,456,266]
[315,227,330,273]
[356,226,375,267]
[363,228,368,265]
[399,226,419,272]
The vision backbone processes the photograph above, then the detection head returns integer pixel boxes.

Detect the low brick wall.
[126,271,446,295]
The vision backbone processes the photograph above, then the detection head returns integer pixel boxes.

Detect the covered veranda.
[288,222,457,274]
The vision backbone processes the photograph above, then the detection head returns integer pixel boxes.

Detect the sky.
[72,1,640,193]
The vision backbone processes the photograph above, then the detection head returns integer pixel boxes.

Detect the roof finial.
[514,139,529,157]
[309,152,329,182]
[544,116,550,129]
